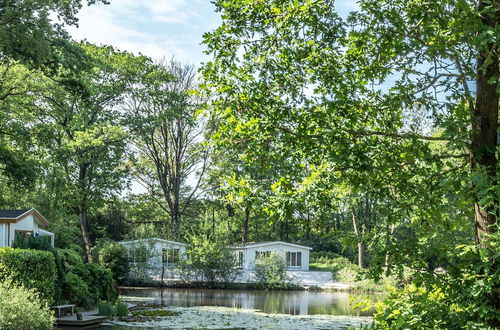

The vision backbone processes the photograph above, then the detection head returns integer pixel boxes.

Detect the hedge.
[73,263,118,304]
[0,248,57,304]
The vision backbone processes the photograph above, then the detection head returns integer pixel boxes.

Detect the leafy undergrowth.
[310,255,399,293]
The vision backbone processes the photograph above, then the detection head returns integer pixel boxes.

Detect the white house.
[232,241,312,271]
[0,209,55,247]
[119,238,187,269]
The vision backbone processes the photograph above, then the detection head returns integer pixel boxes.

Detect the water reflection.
[120,287,377,316]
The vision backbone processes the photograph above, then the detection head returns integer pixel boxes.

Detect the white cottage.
[232,241,312,271]
[0,209,55,247]
[119,238,187,269]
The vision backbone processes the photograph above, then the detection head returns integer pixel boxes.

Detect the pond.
[100,287,378,329]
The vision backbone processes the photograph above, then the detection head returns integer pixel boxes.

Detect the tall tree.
[202,0,498,321]
[35,43,146,260]
[127,59,208,239]
[0,0,108,69]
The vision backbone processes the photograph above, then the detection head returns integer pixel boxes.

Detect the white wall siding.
[241,243,310,271]
[120,239,187,269]
[0,224,4,247]
[9,215,35,245]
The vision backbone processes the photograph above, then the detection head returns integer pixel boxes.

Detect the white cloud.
[66,0,215,63]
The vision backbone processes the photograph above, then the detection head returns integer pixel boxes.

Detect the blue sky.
[68,0,221,65]
[68,0,359,67]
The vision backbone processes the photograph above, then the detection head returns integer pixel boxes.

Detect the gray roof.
[231,241,313,250]
[119,238,187,246]
[0,209,32,219]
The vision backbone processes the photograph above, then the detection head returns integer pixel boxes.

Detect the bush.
[63,272,90,307]
[56,248,84,273]
[310,251,340,263]
[254,252,290,288]
[53,248,86,303]
[94,240,129,284]
[180,235,240,288]
[73,263,118,304]
[12,232,52,250]
[0,248,57,304]
[0,281,55,330]
[374,238,500,329]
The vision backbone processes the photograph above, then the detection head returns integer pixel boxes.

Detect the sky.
[67,0,220,67]
[66,0,359,195]
[67,0,359,68]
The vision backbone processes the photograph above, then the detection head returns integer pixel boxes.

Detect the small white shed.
[119,238,187,269]
[0,209,55,247]
[232,241,312,271]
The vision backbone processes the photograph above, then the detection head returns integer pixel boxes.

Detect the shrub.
[73,263,118,304]
[56,248,84,273]
[180,235,240,288]
[94,240,129,284]
[254,251,290,288]
[0,248,57,304]
[63,272,90,307]
[12,232,51,250]
[374,237,500,329]
[53,248,86,303]
[0,281,55,330]
[310,251,340,263]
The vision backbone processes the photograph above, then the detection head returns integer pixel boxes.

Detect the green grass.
[309,262,342,273]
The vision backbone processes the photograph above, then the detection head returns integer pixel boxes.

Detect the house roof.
[0,208,49,226]
[119,238,187,246]
[0,209,32,219]
[231,241,313,250]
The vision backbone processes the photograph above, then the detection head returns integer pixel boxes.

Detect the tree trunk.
[78,164,93,262]
[358,241,366,269]
[471,1,499,324]
[472,0,499,245]
[242,205,250,243]
[351,207,366,268]
[171,210,181,239]
[79,206,93,262]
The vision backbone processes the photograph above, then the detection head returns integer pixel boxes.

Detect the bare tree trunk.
[242,205,250,243]
[384,223,396,276]
[358,241,366,269]
[351,207,365,268]
[78,164,93,262]
[79,206,93,262]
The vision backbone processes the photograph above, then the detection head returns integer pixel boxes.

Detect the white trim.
[38,229,55,247]
[231,241,313,251]
[118,238,187,246]
[0,209,32,220]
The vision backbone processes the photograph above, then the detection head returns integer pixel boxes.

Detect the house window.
[162,248,180,266]
[286,252,302,268]
[255,251,270,260]
[235,251,244,268]
[14,230,32,239]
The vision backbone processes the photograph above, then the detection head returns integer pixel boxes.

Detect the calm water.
[100,287,378,329]
[122,287,376,316]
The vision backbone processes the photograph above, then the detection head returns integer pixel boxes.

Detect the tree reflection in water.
[120,287,379,316]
